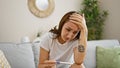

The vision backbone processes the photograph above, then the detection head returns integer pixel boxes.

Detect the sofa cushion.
[0,43,35,68]
[96,46,120,68]
[84,40,120,68]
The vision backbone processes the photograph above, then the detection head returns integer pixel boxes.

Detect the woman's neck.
[57,36,66,44]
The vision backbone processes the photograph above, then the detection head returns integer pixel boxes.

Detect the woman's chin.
[63,38,71,42]
[65,39,71,42]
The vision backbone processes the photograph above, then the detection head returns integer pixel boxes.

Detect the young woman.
[38,11,88,68]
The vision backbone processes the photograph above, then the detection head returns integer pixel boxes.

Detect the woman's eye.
[66,28,71,32]
[73,32,77,34]
[73,31,79,35]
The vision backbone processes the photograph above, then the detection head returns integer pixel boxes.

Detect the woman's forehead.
[64,22,79,31]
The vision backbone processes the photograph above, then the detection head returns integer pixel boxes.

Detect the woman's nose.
[67,32,73,39]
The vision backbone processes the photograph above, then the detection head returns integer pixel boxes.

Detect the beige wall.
[99,0,120,41]
[0,0,120,43]
[0,0,82,43]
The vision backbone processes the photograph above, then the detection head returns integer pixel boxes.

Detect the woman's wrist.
[74,63,82,65]
[79,30,87,39]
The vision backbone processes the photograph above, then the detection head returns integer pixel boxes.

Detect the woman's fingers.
[70,13,82,19]
[69,20,83,30]
[40,63,56,68]
[39,64,54,68]
[69,13,83,23]
[39,60,56,68]
[69,13,88,32]
[69,13,85,30]
[82,14,86,24]
[69,13,85,24]
[44,60,56,64]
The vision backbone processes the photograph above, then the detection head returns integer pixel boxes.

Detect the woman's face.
[60,21,79,43]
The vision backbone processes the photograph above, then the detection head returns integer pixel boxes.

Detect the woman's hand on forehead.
[69,13,83,23]
[69,13,84,29]
[69,13,87,32]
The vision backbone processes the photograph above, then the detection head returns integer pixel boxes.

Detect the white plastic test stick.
[56,61,72,65]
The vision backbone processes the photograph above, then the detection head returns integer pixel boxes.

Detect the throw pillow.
[0,50,11,68]
[96,46,120,68]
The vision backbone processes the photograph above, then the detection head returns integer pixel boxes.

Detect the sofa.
[0,39,119,68]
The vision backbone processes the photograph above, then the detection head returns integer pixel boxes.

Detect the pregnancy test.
[40,61,72,65]
[56,61,72,65]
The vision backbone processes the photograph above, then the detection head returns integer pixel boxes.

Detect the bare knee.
[70,63,85,68]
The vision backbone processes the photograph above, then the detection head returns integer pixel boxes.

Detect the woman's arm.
[38,47,56,68]
[69,13,88,65]
[73,30,87,65]
[39,47,49,63]
[38,47,49,68]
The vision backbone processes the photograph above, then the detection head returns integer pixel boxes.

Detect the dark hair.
[49,11,80,39]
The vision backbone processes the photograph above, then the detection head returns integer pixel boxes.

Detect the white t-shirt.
[40,32,79,68]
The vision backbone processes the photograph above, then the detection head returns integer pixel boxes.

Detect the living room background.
[0,0,120,43]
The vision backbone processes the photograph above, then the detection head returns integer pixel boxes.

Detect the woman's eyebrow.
[66,26,78,32]
[66,26,72,30]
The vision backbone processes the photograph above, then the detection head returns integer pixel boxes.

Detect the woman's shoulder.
[70,39,79,44]
[40,32,56,40]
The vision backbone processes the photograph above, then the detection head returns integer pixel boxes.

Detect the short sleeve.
[40,32,53,51]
